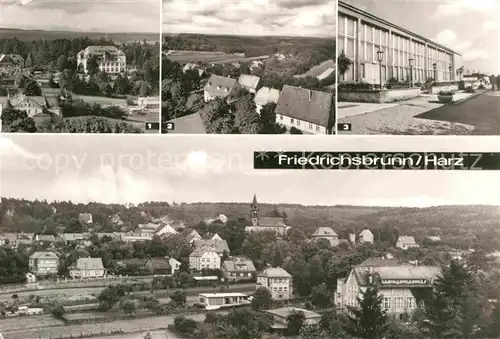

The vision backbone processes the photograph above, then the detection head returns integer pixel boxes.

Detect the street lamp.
[432,63,437,84]
[448,65,453,82]
[377,47,384,89]
[408,58,414,88]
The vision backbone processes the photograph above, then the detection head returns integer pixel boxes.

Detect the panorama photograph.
[1,134,500,339]
[0,0,161,134]
[161,0,336,134]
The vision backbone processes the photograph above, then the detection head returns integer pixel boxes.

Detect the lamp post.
[432,63,437,84]
[448,65,453,82]
[408,58,414,88]
[377,47,384,89]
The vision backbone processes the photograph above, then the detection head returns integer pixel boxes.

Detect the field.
[166,50,269,64]
[0,28,159,43]
[74,95,128,107]
[0,314,65,332]
[294,59,335,78]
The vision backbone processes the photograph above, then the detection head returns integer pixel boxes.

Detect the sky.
[342,0,500,75]
[0,0,160,33]
[162,0,336,37]
[1,134,499,208]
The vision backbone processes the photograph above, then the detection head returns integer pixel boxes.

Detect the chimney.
[308,90,312,102]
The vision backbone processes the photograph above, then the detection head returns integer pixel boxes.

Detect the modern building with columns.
[338,1,463,86]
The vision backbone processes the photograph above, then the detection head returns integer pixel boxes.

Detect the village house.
[193,239,230,256]
[358,228,374,244]
[222,257,256,281]
[79,213,93,224]
[189,246,221,270]
[29,251,59,276]
[254,87,281,114]
[62,233,92,247]
[145,257,172,275]
[168,257,182,275]
[203,75,241,103]
[396,236,419,250]
[427,236,442,242]
[182,63,205,77]
[77,45,126,74]
[69,257,106,279]
[245,195,290,236]
[35,234,58,245]
[265,307,321,330]
[237,74,260,94]
[202,233,223,241]
[182,229,202,244]
[311,227,339,247]
[110,214,123,226]
[121,233,152,242]
[335,258,440,321]
[275,85,334,134]
[257,267,293,300]
[155,224,178,236]
[1,94,61,124]
[137,223,160,237]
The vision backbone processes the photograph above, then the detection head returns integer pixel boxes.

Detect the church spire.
[251,194,258,208]
[250,194,259,226]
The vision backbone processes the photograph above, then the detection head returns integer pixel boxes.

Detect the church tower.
[250,194,259,226]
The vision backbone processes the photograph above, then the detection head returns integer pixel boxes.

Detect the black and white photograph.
[161,0,336,134]
[337,0,500,135]
[0,0,161,134]
[1,134,500,339]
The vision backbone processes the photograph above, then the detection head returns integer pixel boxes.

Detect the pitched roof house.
[358,228,374,244]
[193,239,230,255]
[223,257,256,281]
[396,236,419,250]
[182,229,202,244]
[69,257,106,279]
[238,74,260,93]
[203,75,241,103]
[145,257,172,275]
[275,85,334,134]
[79,213,93,224]
[311,227,339,246]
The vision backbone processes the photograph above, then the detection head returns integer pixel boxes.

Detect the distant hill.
[1,198,499,245]
[0,28,159,43]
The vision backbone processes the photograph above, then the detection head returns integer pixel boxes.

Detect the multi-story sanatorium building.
[338,1,463,85]
[77,46,126,74]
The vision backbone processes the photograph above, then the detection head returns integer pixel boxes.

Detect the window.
[383,297,390,310]
[279,115,283,120]
[347,18,355,37]
[290,118,294,124]
[309,123,313,129]
[406,297,414,309]
[316,126,320,131]
[297,120,300,126]
[394,297,404,309]
[346,38,355,58]
[339,16,345,35]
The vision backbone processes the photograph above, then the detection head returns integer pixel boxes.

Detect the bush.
[338,81,375,91]
[438,90,454,96]
[478,84,485,89]
[290,127,303,135]
[465,87,475,93]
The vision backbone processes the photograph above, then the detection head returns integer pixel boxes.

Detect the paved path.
[415,91,500,135]
[337,93,495,135]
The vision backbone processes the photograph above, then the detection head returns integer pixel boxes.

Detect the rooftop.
[199,292,248,298]
[275,85,333,127]
[238,74,260,90]
[193,239,230,253]
[167,113,207,134]
[312,227,338,237]
[254,87,281,107]
[265,307,321,319]
[74,257,104,270]
[258,267,291,278]
[204,75,238,98]
[30,251,58,259]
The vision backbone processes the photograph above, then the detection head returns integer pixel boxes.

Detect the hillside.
[0,28,159,43]
[1,198,499,250]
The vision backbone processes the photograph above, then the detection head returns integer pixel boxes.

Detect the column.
[424,42,428,80]
[388,29,393,79]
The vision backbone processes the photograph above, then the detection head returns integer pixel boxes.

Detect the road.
[415,91,500,135]
[90,330,179,339]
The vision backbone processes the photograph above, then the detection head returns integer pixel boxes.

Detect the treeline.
[163,34,335,59]
[0,37,159,69]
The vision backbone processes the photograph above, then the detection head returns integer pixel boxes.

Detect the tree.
[139,81,149,96]
[173,316,198,334]
[22,79,42,96]
[25,53,33,68]
[485,302,500,337]
[56,54,67,71]
[87,55,100,75]
[1,108,37,133]
[310,283,333,308]
[119,298,136,316]
[343,287,390,339]
[287,310,306,336]
[337,50,353,80]
[252,287,273,311]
